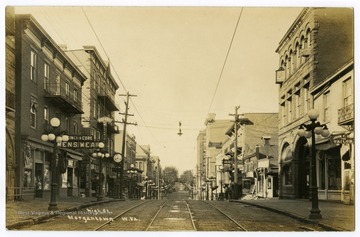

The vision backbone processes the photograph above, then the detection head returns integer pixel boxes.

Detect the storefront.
[21,137,85,200]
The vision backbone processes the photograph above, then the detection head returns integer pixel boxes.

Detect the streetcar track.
[94,200,149,231]
[145,200,168,231]
[198,201,248,231]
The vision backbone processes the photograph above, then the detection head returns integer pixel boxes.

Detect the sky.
[3,0,357,175]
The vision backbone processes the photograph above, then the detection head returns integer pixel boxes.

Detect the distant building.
[224,113,278,198]
[202,113,233,200]
[275,8,354,202]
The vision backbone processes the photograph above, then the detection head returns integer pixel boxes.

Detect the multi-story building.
[5,7,17,202]
[135,144,150,178]
[311,60,354,203]
[224,113,278,198]
[65,46,120,197]
[14,14,87,199]
[275,8,353,202]
[243,136,278,198]
[203,113,232,200]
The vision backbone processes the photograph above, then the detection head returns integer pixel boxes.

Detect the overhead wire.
[207,8,244,115]
[81,7,162,146]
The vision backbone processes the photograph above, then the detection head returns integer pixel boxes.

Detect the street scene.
[3,2,355,233]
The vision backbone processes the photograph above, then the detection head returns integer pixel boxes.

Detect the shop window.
[23,170,33,188]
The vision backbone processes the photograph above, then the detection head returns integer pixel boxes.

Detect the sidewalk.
[5,196,123,230]
[231,197,355,231]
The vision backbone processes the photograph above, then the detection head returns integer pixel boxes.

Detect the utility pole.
[118,92,137,199]
[229,106,240,199]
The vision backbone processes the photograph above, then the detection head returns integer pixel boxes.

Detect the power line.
[207,8,244,114]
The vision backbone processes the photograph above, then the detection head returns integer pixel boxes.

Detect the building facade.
[65,46,120,197]
[14,14,87,199]
[5,7,17,202]
[275,8,354,202]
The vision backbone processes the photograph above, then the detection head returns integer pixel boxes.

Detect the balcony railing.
[338,103,354,125]
[44,83,83,114]
[97,88,119,111]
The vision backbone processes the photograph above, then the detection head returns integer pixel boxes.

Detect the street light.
[41,117,69,211]
[127,164,136,199]
[91,142,110,201]
[297,109,330,219]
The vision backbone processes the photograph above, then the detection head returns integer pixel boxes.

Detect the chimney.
[256,145,260,159]
[262,136,271,146]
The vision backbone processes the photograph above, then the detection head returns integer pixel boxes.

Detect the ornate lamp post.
[297,109,330,219]
[91,142,110,201]
[41,117,69,211]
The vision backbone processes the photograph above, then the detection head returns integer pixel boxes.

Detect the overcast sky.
[6,1,354,174]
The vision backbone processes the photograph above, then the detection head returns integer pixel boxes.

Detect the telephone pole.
[229,106,241,199]
[118,92,137,199]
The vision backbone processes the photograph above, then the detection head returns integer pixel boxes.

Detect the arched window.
[295,42,300,69]
[306,28,311,48]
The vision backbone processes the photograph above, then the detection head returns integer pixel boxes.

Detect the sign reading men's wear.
[56,135,100,149]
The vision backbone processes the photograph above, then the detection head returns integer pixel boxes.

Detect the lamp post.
[297,109,330,219]
[127,164,136,199]
[91,142,110,202]
[41,117,69,211]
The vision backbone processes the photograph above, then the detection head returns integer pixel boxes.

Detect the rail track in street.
[14,191,333,231]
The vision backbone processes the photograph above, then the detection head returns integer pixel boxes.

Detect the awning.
[67,152,83,160]
[315,138,340,151]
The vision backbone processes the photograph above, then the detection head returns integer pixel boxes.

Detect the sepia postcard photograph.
[1,0,357,235]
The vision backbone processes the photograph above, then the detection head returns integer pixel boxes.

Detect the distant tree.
[162,166,178,188]
[179,170,195,187]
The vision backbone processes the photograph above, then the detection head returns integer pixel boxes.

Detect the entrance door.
[67,168,73,196]
[35,163,43,198]
[296,137,310,199]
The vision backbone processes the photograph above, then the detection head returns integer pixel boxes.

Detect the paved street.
[6,191,354,231]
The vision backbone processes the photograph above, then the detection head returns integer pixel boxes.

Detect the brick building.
[14,14,87,199]
[275,8,353,202]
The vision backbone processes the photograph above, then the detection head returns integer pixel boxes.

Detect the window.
[73,121,78,134]
[30,51,37,82]
[343,78,353,106]
[306,29,311,48]
[93,99,97,118]
[281,103,286,126]
[73,89,78,102]
[65,82,70,96]
[56,74,61,95]
[44,106,49,122]
[30,99,37,128]
[287,98,292,124]
[323,91,330,122]
[294,91,300,119]
[303,85,310,113]
[44,63,49,90]
[318,148,341,190]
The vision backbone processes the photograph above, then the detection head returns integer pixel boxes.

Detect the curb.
[6,198,125,230]
[230,200,345,231]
